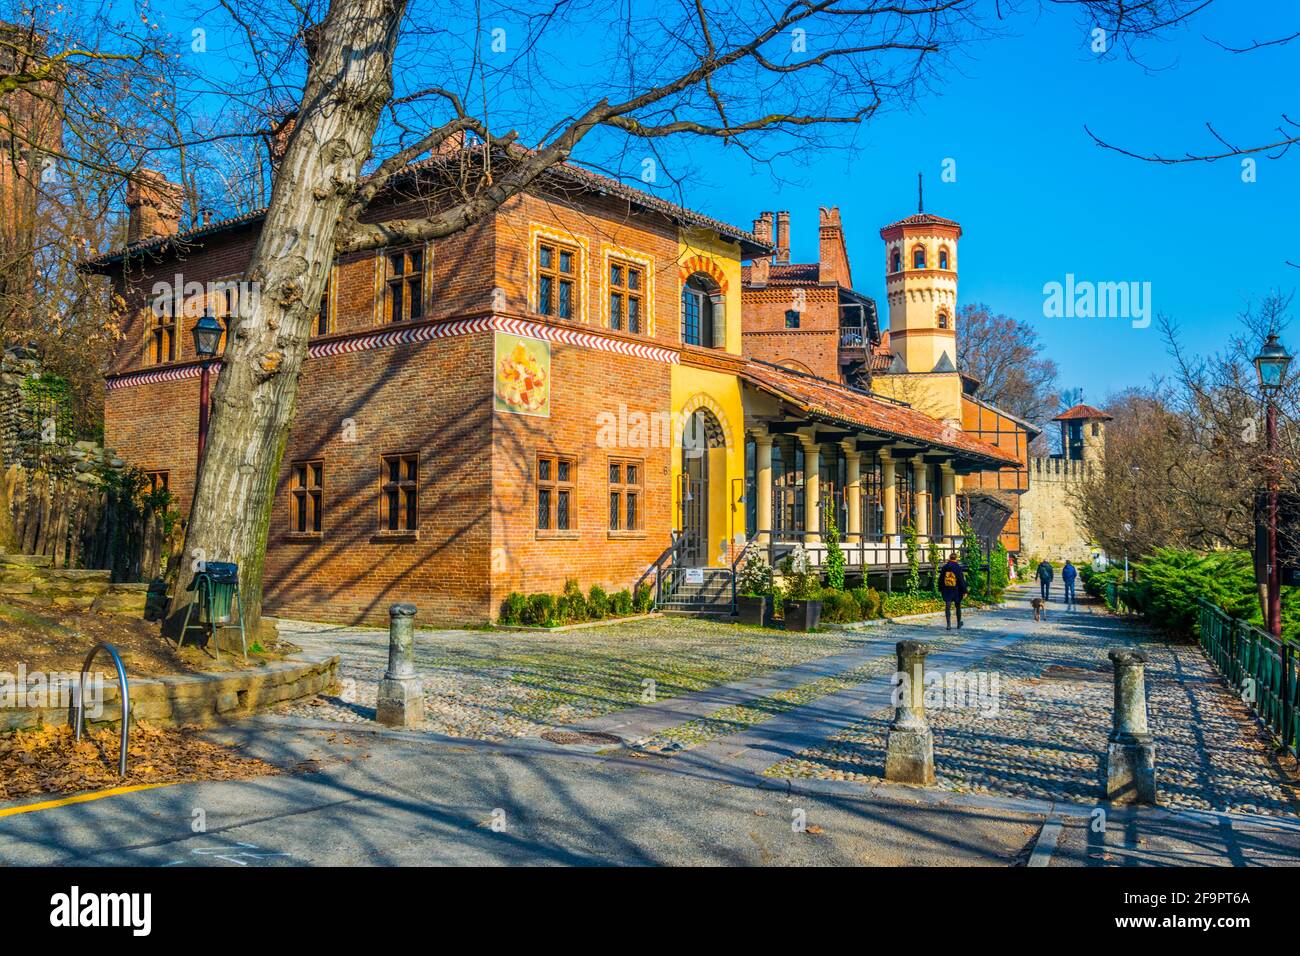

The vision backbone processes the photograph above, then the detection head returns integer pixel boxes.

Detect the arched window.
[937,310,950,330]
[911,244,926,269]
[891,249,902,273]
[938,248,949,270]
[682,273,719,347]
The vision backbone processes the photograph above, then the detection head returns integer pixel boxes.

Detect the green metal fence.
[1197,598,1298,757]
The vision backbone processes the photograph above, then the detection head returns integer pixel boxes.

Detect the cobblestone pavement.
[632,631,972,755]
[273,616,892,741]
[768,595,1300,817]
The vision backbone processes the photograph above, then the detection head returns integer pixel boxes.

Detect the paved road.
[0,723,1045,866]
[4,589,1300,866]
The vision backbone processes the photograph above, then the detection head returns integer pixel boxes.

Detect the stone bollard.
[376,603,424,729]
[1105,649,1157,804]
[885,640,935,785]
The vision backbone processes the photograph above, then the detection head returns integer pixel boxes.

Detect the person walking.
[939,552,967,630]
[1036,559,1054,602]
[1062,559,1078,609]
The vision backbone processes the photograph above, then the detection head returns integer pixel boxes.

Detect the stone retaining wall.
[0,553,149,612]
[1,651,339,732]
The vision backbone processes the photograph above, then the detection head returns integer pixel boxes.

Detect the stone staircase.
[0,553,149,614]
[659,573,736,619]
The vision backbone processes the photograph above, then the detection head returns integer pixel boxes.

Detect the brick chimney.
[431,128,467,158]
[774,210,790,265]
[125,169,183,245]
[749,211,773,286]
[818,206,852,288]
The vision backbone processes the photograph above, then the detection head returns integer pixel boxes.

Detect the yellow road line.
[0,782,177,818]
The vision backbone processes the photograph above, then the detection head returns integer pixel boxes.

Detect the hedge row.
[499,578,654,628]
[1080,548,1299,643]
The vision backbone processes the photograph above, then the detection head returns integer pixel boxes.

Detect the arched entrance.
[680,407,726,566]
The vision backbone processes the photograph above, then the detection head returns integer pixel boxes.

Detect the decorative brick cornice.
[106,313,680,390]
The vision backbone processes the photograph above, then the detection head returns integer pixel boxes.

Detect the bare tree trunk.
[168,0,406,634]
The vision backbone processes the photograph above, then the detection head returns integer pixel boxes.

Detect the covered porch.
[737,359,1020,585]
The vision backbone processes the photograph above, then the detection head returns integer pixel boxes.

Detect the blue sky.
[147,0,1297,402]
[650,3,1300,402]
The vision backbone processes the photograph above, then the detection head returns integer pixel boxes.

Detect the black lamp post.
[1254,332,1293,640]
[191,309,223,461]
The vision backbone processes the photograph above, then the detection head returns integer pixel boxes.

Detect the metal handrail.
[73,641,130,777]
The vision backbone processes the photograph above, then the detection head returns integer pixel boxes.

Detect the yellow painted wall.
[870,371,964,423]
[670,364,747,566]
[679,227,744,355]
[669,226,749,565]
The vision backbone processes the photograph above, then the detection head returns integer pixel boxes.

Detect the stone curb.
[1,651,339,732]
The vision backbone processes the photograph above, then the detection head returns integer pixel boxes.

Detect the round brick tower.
[879,210,962,375]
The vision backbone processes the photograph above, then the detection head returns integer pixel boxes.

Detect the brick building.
[741,205,1038,554]
[84,155,1020,624]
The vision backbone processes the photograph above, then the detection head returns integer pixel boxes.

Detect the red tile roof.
[880,212,961,234]
[82,147,772,272]
[740,262,821,285]
[1054,403,1112,422]
[739,360,1020,467]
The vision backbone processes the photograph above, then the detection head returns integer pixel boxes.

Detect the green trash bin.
[179,561,247,660]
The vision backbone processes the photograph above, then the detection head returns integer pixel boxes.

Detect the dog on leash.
[1031,597,1046,621]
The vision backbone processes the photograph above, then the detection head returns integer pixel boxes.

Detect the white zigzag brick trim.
[106,315,678,390]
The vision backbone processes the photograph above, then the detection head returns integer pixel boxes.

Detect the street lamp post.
[1254,332,1293,754]
[191,310,223,463]
[1254,332,1293,640]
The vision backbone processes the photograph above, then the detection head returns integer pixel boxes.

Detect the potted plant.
[782,545,823,632]
[736,554,773,626]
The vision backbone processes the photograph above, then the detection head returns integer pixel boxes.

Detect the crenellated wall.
[1017,456,1097,562]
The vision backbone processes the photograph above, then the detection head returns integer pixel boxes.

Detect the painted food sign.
[494,332,551,417]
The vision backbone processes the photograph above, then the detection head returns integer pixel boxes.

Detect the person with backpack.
[1036,559,1054,602]
[1061,559,1078,609]
[939,552,967,630]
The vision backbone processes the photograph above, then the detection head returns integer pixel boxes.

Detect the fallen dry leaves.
[0,721,285,800]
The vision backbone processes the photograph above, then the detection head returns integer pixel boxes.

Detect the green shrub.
[960,522,985,597]
[783,545,821,600]
[524,593,556,627]
[824,504,846,592]
[1126,548,1256,637]
[633,582,654,613]
[903,524,921,595]
[499,592,527,625]
[882,593,944,617]
[556,578,589,623]
[819,588,862,623]
[989,541,1010,598]
[588,585,611,619]
[927,537,943,596]
[612,588,634,616]
[737,554,774,597]
[851,586,882,619]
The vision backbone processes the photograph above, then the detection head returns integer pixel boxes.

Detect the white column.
[755,433,773,545]
[941,465,957,538]
[912,459,928,537]
[801,437,820,544]
[881,454,897,537]
[844,442,861,542]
